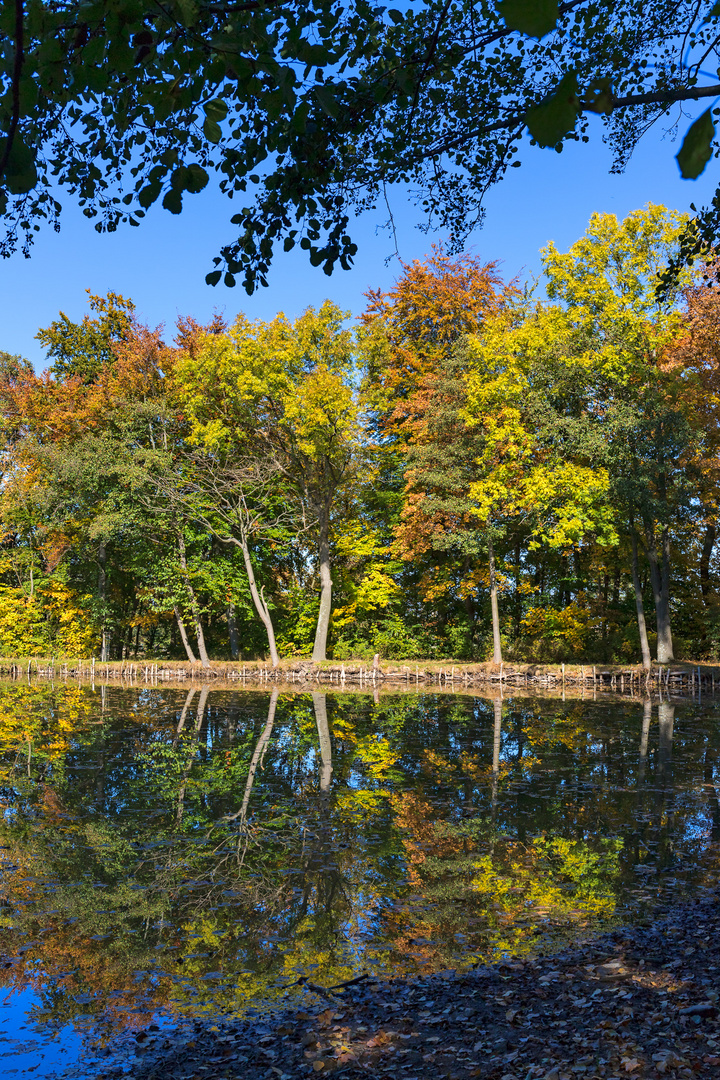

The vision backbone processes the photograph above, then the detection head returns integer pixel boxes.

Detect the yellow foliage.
[331,520,401,626]
[0,589,50,656]
[37,579,98,657]
[521,596,598,652]
[471,836,620,926]
[0,579,97,659]
[353,733,400,778]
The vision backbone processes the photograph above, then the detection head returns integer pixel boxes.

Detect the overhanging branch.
[420,81,720,163]
[0,0,25,184]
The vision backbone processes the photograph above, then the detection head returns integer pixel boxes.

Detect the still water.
[0,682,718,1075]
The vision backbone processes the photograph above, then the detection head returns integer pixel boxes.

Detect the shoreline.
[0,657,717,700]
[100,889,720,1080]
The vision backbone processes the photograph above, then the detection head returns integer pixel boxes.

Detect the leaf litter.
[99,889,720,1080]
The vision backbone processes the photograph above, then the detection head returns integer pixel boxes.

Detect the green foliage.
[676,107,716,179]
[36,291,136,382]
[1,1,719,288]
[500,0,558,38]
[525,71,580,147]
[3,212,720,665]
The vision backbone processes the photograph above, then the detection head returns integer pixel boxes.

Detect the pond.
[0,681,718,1076]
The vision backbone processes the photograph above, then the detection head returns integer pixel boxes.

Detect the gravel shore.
[101,892,720,1080]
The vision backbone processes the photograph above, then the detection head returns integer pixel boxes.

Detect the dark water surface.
[0,682,718,1075]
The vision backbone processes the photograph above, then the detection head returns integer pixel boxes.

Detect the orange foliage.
[0,317,172,444]
[663,264,720,514]
[363,247,513,436]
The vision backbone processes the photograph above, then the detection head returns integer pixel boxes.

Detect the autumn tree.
[0,294,179,659]
[538,205,702,664]
[664,265,720,624]
[362,251,512,660]
[173,301,362,663]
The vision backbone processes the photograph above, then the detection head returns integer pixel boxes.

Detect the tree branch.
[420,82,720,163]
[612,81,720,108]
[456,0,587,57]
[0,0,25,185]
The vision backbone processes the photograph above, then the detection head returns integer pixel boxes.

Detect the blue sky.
[2,112,719,371]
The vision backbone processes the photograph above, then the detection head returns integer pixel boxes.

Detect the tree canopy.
[2,205,720,667]
[2,1,720,291]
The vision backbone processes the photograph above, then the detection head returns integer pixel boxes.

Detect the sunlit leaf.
[676,108,716,179]
[499,0,558,38]
[525,72,579,146]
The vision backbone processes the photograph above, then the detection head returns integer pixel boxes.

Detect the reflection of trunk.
[313,692,333,797]
[312,504,333,664]
[226,688,279,825]
[173,687,197,748]
[655,701,675,861]
[700,522,716,607]
[174,605,197,663]
[703,744,720,841]
[491,697,502,822]
[638,698,651,785]
[177,532,210,669]
[98,542,108,661]
[237,536,279,667]
[228,606,240,660]
[291,693,343,932]
[657,701,674,786]
[488,533,502,664]
[175,686,208,827]
[631,530,651,671]
[646,524,674,663]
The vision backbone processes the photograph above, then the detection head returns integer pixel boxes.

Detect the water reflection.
[0,683,718,1071]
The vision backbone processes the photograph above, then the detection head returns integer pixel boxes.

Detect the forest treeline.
[1,204,719,667]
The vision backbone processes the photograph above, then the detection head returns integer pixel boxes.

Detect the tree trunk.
[312,503,333,664]
[174,605,197,663]
[177,531,210,668]
[237,537,279,667]
[700,521,716,606]
[573,546,584,595]
[514,539,522,640]
[228,605,240,660]
[646,523,674,663]
[488,533,502,664]
[98,542,108,662]
[631,530,652,671]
